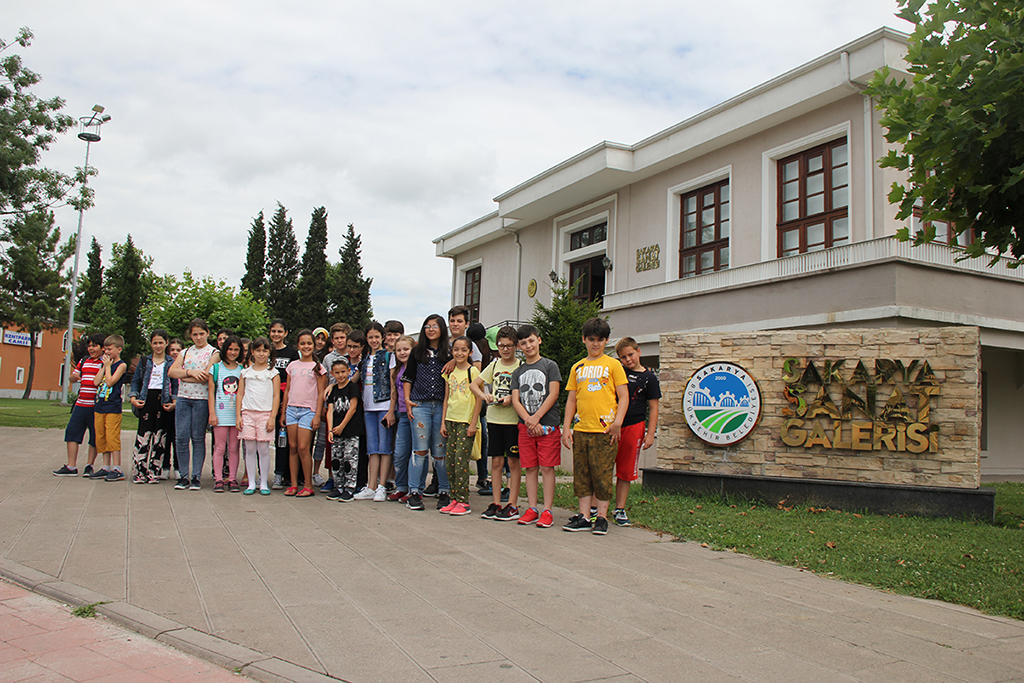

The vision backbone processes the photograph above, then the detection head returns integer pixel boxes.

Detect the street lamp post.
[61,105,110,405]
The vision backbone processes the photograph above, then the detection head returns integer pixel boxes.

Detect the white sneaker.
[312,473,325,486]
[353,486,376,500]
[373,485,387,502]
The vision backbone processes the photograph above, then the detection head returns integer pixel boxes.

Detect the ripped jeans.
[408,400,449,494]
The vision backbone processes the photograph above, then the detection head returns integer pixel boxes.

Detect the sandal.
[284,486,298,496]
[296,487,314,498]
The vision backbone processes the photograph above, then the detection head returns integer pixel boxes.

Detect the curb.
[0,558,345,683]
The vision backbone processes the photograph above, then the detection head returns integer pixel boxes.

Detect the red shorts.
[518,424,561,468]
[615,422,645,482]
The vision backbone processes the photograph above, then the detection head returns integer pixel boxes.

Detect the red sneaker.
[537,509,554,528]
[517,508,540,525]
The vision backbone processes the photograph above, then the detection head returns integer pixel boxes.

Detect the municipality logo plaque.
[682,362,762,446]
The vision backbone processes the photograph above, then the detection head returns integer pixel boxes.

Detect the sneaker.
[385,480,396,492]
[435,492,451,511]
[338,488,354,502]
[589,506,598,523]
[148,475,161,484]
[271,474,284,490]
[160,468,170,480]
[495,504,520,521]
[478,482,493,496]
[563,514,592,532]
[88,468,110,480]
[449,502,472,516]
[353,486,376,500]
[373,485,387,502]
[319,478,335,494]
[132,475,147,484]
[53,465,78,477]
[228,480,240,493]
[243,487,257,496]
[592,516,609,535]
[423,479,439,497]
[388,490,407,502]
[189,476,201,491]
[517,508,540,525]
[83,464,94,477]
[613,509,631,527]
[405,492,424,510]
[476,477,488,490]
[537,509,554,528]
[325,488,342,501]
[312,473,325,486]
[480,503,502,520]
[439,498,458,514]
[500,487,510,503]
[213,481,225,493]
[174,476,189,490]
[105,470,125,482]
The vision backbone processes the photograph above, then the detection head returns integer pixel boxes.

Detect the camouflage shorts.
[572,431,616,501]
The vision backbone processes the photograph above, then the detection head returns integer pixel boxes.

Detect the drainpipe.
[841,50,876,240]
[501,222,522,322]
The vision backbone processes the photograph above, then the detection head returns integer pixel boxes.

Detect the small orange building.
[0,326,79,400]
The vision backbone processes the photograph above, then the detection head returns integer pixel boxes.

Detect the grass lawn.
[0,398,139,432]
[551,481,1024,621]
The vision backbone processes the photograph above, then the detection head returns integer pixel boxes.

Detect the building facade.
[0,326,76,400]
[434,28,1024,480]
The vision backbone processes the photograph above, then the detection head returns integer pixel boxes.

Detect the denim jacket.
[358,349,392,404]
[129,355,178,405]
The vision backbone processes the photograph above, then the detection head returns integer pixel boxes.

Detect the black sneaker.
[480,503,501,519]
[88,468,110,480]
[325,488,342,501]
[435,492,451,510]
[423,479,439,497]
[189,476,201,491]
[174,476,189,490]
[338,488,354,502]
[406,492,424,510]
[478,481,493,496]
[592,516,609,535]
[613,508,632,527]
[495,504,521,522]
[563,514,592,532]
[53,465,78,476]
[500,487,510,503]
[83,464,94,477]
[104,469,125,482]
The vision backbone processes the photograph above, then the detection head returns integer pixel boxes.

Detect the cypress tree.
[295,206,329,330]
[327,223,373,329]
[241,210,266,300]
[79,236,103,323]
[264,202,299,322]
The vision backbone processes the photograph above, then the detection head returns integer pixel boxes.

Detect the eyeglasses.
[424,325,440,330]
[497,344,515,350]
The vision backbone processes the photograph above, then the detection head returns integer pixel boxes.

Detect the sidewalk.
[2,426,1024,683]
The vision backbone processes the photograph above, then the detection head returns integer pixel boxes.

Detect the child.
[237,337,280,495]
[169,318,220,490]
[282,329,327,497]
[310,326,331,486]
[561,317,629,535]
[510,324,562,528]
[164,338,184,479]
[129,329,177,484]
[382,319,405,489]
[54,333,106,477]
[209,335,243,492]
[383,320,404,353]
[269,319,299,489]
[472,326,522,520]
[439,337,481,516]
[354,322,395,501]
[325,358,363,502]
[317,322,351,493]
[91,334,129,481]
[346,329,365,380]
[313,327,329,361]
[613,337,661,527]
[387,335,415,502]
[402,315,451,511]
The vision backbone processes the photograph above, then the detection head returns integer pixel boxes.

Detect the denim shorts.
[285,405,315,430]
[64,404,96,446]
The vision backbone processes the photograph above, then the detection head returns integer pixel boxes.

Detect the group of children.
[54,307,661,535]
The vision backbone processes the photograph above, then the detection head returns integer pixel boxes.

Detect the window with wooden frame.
[569,223,607,251]
[679,179,730,278]
[911,202,972,248]
[463,266,481,325]
[570,255,606,304]
[777,138,849,257]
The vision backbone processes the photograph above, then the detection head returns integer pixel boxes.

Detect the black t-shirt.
[623,368,662,427]
[328,382,364,438]
[273,346,300,386]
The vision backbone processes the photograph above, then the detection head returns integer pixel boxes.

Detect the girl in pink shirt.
[282,329,327,497]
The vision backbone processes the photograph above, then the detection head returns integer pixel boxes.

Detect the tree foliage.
[141,271,270,342]
[295,206,329,330]
[264,202,299,322]
[241,210,266,300]
[79,236,103,322]
[0,210,74,397]
[0,28,92,217]
[105,235,154,361]
[865,0,1024,263]
[327,223,373,329]
[530,279,604,409]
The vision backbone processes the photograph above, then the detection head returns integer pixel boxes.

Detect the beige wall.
[980,347,1024,478]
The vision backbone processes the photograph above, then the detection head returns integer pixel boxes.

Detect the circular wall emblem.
[527,278,538,298]
[682,362,762,446]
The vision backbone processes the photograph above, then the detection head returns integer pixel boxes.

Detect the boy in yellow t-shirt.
[561,318,628,535]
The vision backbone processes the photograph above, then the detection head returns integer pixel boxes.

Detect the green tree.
[326,223,373,329]
[78,236,103,322]
[264,202,299,322]
[295,206,329,330]
[0,28,93,217]
[0,211,74,398]
[84,293,126,342]
[241,210,266,300]
[141,271,270,342]
[105,235,154,361]
[530,279,604,409]
[866,0,1024,263]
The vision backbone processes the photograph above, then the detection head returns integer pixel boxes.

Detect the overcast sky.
[6,1,908,331]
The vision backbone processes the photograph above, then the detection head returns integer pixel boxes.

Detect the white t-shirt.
[147,362,165,391]
[241,366,277,412]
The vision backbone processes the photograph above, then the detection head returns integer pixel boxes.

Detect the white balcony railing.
[603,237,1023,310]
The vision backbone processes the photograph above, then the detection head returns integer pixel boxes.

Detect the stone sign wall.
[657,327,981,489]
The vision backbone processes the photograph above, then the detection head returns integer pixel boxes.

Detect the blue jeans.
[175,398,209,478]
[409,400,448,494]
[393,412,412,492]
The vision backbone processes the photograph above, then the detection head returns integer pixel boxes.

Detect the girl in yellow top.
[439,336,481,516]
